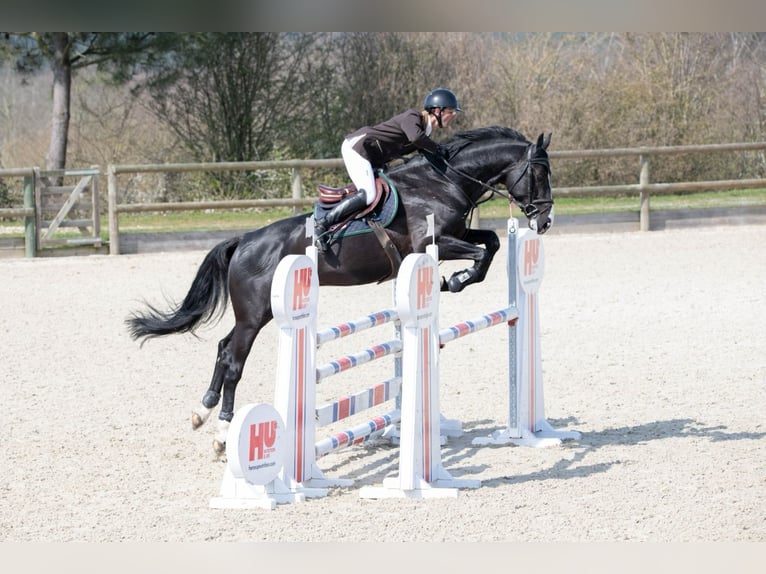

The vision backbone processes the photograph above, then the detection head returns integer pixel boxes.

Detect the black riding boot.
[315,191,369,252]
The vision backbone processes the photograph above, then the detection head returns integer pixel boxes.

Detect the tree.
[333,33,458,136]
[142,33,321,164]
[0,32,176,172]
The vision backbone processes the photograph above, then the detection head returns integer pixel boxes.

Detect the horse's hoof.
[447,273,468,292]
[213,439,226,456]
[447,269,478,292]
[191,412,204,430]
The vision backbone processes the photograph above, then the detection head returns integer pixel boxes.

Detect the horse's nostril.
[533,217,550,235]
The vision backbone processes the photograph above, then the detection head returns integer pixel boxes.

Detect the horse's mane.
[453,126,529,144]
[396,125,529,170]
[443,126,529,156]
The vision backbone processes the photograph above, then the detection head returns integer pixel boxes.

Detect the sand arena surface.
[1,224,764,541]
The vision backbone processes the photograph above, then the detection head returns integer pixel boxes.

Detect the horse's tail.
[126,236,241,343]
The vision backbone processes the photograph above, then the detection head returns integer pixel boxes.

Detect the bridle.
[498,155,554,219]
[434,149,553,219]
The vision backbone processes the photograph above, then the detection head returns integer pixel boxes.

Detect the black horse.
[126,126,553,454]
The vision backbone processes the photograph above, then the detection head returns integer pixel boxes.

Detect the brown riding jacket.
[347,109,440,169]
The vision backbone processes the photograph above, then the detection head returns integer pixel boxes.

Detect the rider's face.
[439,108,458,127]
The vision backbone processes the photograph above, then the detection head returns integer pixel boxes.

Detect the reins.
[427,148,553,219]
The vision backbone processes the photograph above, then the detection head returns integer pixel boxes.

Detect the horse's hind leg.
[189,318,261,457]
[210,321,261,456]
[191,329,234,430]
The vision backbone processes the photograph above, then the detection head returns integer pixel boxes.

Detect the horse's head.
[408,126,554,234]
[506,132,554,234]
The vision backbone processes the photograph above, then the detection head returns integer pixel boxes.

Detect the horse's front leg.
[437,229,500,293]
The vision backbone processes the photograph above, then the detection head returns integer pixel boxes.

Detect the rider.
[314,87,462,251]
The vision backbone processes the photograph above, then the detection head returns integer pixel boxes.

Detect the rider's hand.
[420,144,448,162]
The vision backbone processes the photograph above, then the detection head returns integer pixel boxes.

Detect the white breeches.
[341,134,376,205]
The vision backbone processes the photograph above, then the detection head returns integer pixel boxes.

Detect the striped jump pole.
[315,289,407,445]
[315,410,402,458]
[316,309,399,347]
[316,339,402,380]
[315,377,402,427]
[314,377,402,458]
[438,307,519,346]
[312,378,402,476]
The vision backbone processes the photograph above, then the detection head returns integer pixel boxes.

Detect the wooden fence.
[0,168,36,257]
[3,141,766,257]
[0,168,102,257]
[104,141,766,254]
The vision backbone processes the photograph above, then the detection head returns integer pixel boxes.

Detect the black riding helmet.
[423,88,462,112]
[424,88,461,128]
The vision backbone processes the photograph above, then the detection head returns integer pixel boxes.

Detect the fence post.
[639,155,650,231]
[291,168,303,215]
[33,167,42,253]
[91,164,102,244]
[23,173,36,258]
[107,164,120,255]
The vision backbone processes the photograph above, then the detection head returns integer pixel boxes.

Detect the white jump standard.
[473,218,581,447]
[360,244,482,499]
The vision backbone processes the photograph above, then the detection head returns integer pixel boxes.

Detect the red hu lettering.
[292,267,312,311]
[249,420,278,461]
[417,266,433,310]
[524,239,540,276]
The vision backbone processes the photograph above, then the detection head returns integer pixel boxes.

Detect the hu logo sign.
[524,238,540,277]
[292,266,312,311]
[249,420,278,461]
[518,234,544,295]
[226,403,285,486]
[272,254,315,328]
[399,253,437,328]
[416,265,434,310]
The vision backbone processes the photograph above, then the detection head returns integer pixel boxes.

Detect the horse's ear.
[535,132,551,151]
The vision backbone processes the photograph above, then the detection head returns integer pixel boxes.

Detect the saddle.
[313,173,402,278]
[317,176,391,217]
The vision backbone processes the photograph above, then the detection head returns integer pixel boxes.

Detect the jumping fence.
[3,141,766,257]
[210,219,580,508]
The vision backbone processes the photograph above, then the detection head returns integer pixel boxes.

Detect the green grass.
[1,189,765,238]
[117,207,299,233]
[477,188,766,218]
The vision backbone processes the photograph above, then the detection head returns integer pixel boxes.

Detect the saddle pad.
[313,174,399,239]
